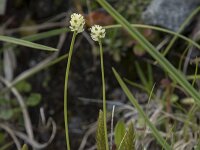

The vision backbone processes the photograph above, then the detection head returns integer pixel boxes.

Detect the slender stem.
[64,31,77,150]
[99,40,109,150]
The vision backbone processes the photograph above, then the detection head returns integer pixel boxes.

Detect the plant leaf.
[123,123,135,150]
[0,109,13,120]
[96,110,106,150]
[0,35,58,51]
[114,120,126,148]
[26,93,41,107]
[15,81,32,93]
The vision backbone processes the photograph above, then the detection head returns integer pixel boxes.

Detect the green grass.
[0,35,58,51]
[97,0,200,107]
[113,68,171,150]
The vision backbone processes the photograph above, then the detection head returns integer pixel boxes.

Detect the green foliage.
[0,97,10,105]
[114,0,150,22]
[2,1,200,149]
[105,24,200,50]
[0,109,13,120]
[0,35,58,51]
[26,93,42,107]
[112,68,171,149]
[114,120,126,148]
[135,62,153,94]
[15,81,32,93]
[97,0,200,106]
[133,44,146,56]
[171,94,179,103]
[115,121,136,150]
[96,110,106,150]
[122,123,135,150]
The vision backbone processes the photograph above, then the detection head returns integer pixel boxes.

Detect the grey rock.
[142,0,200,31]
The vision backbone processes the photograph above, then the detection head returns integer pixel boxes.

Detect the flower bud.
[69,13,85,33]
[90,25,106,41]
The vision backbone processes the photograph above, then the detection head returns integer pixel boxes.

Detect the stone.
[142,0,200,31]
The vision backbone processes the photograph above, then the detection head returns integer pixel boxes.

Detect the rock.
[142,0,200,31]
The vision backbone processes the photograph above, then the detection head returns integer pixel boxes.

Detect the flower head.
[90,25,106,41]
[69,13,85,33]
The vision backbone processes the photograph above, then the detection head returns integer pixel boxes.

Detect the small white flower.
[69,13,85,33]
[90,25,106,41]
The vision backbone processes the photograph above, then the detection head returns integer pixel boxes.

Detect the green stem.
[99,40,109,150]
[64,31,77,150]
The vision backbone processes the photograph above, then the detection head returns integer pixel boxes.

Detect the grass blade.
[112,68,171,150]
[0,35,58,51]
[135,62,148,88]
[0,28,69,54]
[22,28,69,42]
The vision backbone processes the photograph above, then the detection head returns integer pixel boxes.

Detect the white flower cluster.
[69,13,85,33]
[90,25,106,42]
[69,13,106,41]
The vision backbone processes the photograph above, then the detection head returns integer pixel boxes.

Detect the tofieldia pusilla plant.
[90,25,109,150]
[64,13,109,150]
[64,13,85,150]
